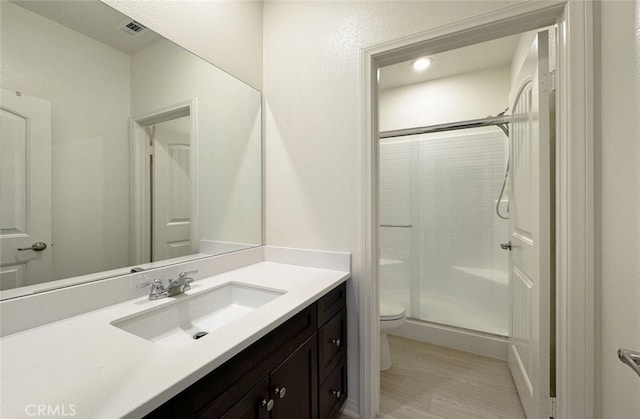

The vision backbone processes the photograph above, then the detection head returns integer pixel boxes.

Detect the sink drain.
[193,331,208,340]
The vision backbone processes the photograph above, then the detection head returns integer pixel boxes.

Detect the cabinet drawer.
[317,282,346,327]
[318,360,347,419]
[318,308,346,383]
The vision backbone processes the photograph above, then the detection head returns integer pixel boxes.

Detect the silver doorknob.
[17,242,47,251]
[331,338,341,347]
[500,241,512,251]
[331,389,342,399]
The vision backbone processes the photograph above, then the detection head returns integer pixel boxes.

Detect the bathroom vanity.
[0,255,350,419]
[146,282,347,419]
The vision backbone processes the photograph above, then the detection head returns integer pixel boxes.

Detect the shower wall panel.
[380,128,509,336]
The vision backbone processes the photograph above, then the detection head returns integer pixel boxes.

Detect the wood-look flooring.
[341,335,526,419]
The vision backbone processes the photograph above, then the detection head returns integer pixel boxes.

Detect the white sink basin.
[111,282,286,345]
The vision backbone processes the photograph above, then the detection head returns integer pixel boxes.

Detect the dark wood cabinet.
[319,359,347,419]
[146,282,346,419]
[318,308,346,383]
[219,377,270,419]
[317,296,347,419]
[270,335,318,419]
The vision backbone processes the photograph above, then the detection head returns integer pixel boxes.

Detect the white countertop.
[0,261,350,419]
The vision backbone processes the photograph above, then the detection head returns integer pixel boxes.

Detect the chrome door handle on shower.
[618,348,640,378]
[500,241,512,251]
[17,242,47,252]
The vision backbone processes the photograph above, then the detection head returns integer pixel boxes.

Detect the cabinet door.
[270,336,318,419]
[217,377,270,419]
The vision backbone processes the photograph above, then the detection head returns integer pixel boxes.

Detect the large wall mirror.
[0,0,262,300]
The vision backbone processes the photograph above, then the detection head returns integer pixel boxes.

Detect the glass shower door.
[379,127,509,336]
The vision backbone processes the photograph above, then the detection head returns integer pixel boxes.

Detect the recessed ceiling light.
[413,57,432,72]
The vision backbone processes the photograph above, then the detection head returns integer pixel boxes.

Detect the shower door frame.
[358,1,595,419]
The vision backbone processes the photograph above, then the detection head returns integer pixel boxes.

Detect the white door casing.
[130,99,198,266]
[508,31,553,419]
[361,3,595,419]
[151,121,192,261]
[0,89,52,290]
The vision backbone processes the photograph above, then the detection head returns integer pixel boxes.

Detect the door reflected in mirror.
[151,116,193,262]
[0,0,262,299]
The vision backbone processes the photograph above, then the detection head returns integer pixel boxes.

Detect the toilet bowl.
[380,299,406,371]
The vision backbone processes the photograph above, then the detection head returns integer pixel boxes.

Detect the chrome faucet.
[137,270,198,300]
[137,279,168,300]
[166,270,197,296]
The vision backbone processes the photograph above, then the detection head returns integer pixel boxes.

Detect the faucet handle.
[137,279,168,300]
[137,278,164,289]
[179,270,198,279]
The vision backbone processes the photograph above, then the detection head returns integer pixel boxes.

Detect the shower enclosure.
[379,123,509,336]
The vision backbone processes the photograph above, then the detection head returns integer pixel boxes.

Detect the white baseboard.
[392,319,508,360]
[341,397,360,418]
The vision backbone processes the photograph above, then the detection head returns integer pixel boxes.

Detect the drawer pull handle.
[331,389,342,399]
[330,338,341,347]
[261,399,274,411]
[275,386,287,399]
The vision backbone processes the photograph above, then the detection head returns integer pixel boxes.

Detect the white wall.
[131,39,262,249]
[599,0,640,417]
[102,0,263,90]
[379,65,511,131]
[263,0,524,410]
[1,2,131,281]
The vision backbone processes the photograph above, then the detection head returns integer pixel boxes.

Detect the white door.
[151,118,192,261]
[507,31,554,419]
[0,89,52,290]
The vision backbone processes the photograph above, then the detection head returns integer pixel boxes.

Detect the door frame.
[358,1,595,418]
[130,98,198,265]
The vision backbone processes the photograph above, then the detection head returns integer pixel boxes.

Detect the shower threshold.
[391,318,509,360]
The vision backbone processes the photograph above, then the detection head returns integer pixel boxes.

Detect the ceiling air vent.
[118,20,149,38]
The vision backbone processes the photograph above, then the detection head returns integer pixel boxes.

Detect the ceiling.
[378,34,521,90]
[11,0,163,54]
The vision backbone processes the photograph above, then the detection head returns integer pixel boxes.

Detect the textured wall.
[599,0,640,417]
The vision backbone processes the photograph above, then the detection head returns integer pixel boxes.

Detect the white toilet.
[380,299,407,371]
